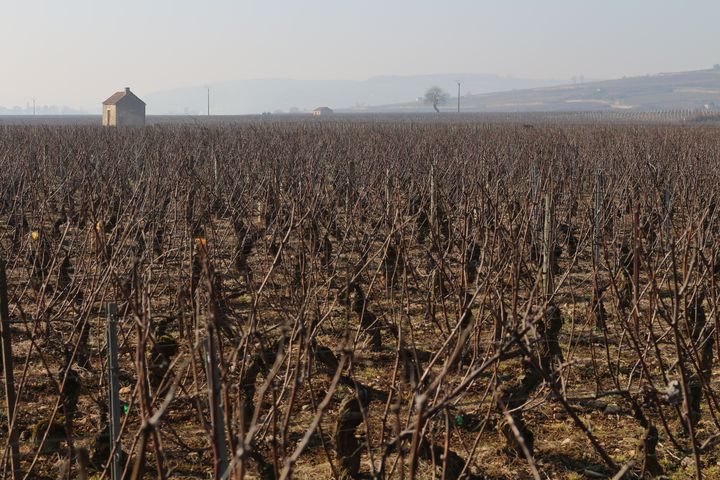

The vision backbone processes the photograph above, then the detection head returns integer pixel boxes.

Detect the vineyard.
[0,122,719,479]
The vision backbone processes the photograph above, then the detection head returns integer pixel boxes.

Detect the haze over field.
[142,75,562,115]
[1,1,719,114]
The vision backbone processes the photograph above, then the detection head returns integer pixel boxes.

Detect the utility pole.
[32,98,36,116]
[207,87,210,116]
[456,80,461,112]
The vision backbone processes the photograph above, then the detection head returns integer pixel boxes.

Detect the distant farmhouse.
[102,88,146,127]
[312,107,333,116]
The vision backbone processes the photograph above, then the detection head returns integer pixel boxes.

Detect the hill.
[369,68,720,112]
[142,74,559,115]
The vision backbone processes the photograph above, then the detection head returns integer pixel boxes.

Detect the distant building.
[312,107,333,116]
[102,88,146,126]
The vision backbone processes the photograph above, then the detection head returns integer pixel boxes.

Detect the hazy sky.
[1,0,718,109]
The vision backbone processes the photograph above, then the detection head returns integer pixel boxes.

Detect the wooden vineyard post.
[345,160,356,222]
[344,175,350,220]
[385,167,391,226]
[593,171,603,267]
[530,164,539,197]
[531,165,540,244]
[632,204,641,338]
[429,161,436,233]
[542,191,554,298]
[107,302,122,480]
[663,187,670,243]
[59,146,65,181]
[0,260,20,480]
[204,335,229,479]
[212,146,219,196]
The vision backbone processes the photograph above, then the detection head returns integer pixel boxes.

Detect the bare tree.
[424,86,449,113]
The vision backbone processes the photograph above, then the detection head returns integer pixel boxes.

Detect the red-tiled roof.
[103,91,127,105]
[102,89,146,106]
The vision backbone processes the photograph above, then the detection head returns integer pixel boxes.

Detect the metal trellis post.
[204,335,229,478]
[107,302,122,480]
[542,192,554,298]
[594,171,603,266]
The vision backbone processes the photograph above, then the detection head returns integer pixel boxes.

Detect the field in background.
[2,110,720,127]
